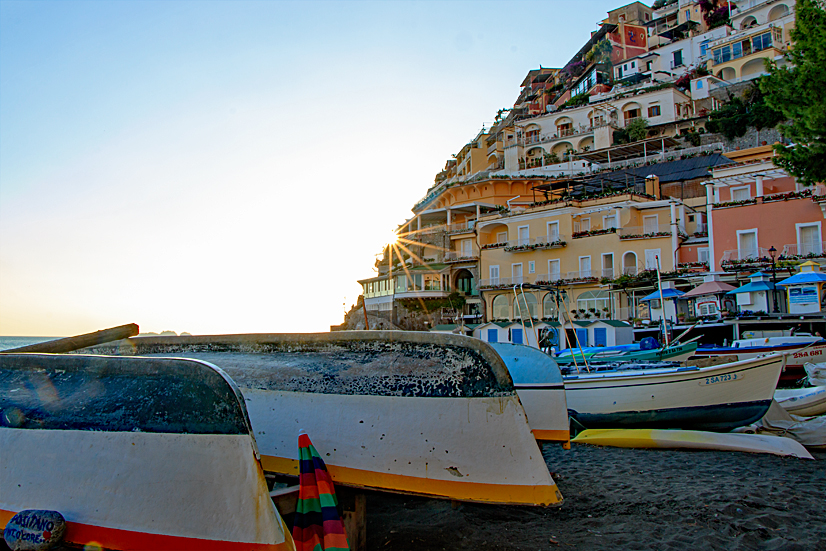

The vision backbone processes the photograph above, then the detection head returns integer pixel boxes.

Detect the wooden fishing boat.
[79,331,563,507]
[563,354,785,432]
[572,428,814,459]
[693,335,826,386]
[489,342,569,446]
[554,341,698,364]
[774,385,826,417]
[0,353,294,551]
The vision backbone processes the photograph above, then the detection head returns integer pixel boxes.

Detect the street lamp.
[769,246,779,314]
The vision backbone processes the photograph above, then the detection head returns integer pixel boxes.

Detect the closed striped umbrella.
[291,431,350,551]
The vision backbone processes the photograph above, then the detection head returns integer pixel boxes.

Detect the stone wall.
[700,126,787,152]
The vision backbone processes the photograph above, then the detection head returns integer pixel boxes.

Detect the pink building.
[704,159,825,277]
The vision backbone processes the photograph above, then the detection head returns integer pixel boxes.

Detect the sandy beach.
[364,443,826,550]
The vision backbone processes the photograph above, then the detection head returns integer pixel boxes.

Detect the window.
[547,221,560,241]
[602,253,614,278]
[753,32,772,52]
[700,41,709,57]
[460,239,473,257]
[603,213,617,229]
[685,9,690,20]
[514,293,538,319]
[646,61,653,71]
[518,225,529,246]
[579,256,592,278]
[512,263,523,284]
[631,61,636,68]
[696,80,704,89]
[624,108,641,121]
[624,64,628,70]
[797,223,823,255]
[673,50,683,68]
[623,251,638,275]
[489,265,500,284]
[643,214,659,234]
[528,261,535,274]
[580,218,591,232]
[577,290,610,313]
[737,229,758,260]
[543,293,558,319]
[733,41,743,59]
[731,186,751,201]
[698,302,718,316]
[648,105,661,117]
[492,294,509,319]
[713,45,731,64]
[645,249,661,270]
[698,247,710,264]
[497,231,507,243]
[549,259,561,281]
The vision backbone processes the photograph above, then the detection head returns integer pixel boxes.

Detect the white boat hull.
[0,354,293,551]
[774,386,826,417]
[564,354,784,431]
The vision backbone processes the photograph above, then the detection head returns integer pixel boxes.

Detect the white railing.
[504,234,568,251]
[446,221,475,233]
[444,251,479,262]
[721,247,774,262]
[618,223,673,239]
[533,272,565,284]
[782,243,825,257]
[478,276,533,288]
[565,270,598,281]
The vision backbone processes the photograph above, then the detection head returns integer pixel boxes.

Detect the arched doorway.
[454,269,475,296]
[623,251,638,275]
[542,292,559,319]
[514,292,538,320]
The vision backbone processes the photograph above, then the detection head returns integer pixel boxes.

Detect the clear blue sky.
[0,0,625,336]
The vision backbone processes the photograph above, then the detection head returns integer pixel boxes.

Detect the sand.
[364,444,826,550]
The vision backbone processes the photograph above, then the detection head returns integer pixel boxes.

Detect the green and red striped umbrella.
[291,431,350,551]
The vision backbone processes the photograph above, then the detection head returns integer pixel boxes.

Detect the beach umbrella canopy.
[640,288,685,302]
[292,431,350,551]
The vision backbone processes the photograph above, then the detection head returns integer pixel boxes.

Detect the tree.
[626,117,649,142]
[705,83,784,139]
[760,0,826,186]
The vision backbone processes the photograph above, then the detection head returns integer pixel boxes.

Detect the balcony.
[720,247,774,270]
[446,221,476,235]
[572,227,617,239]
[444,251,479,264]
[478,276,534,290]
[562,270,600,284]
[618,223,674,240]
[780,243,825,261]
[504,235,568,252]
[487,143,499,156]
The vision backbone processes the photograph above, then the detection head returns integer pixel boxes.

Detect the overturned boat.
[79,331,563,506]
[0,353,294,550]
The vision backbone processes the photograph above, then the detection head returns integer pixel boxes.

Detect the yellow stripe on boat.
[572,428,814,459]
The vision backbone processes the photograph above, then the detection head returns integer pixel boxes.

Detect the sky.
[0,0,624,336]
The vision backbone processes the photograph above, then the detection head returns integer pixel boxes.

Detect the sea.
[0,336,60,351]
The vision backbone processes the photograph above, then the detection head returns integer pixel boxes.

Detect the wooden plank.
[342,493,366,551]
[2,323,139,354]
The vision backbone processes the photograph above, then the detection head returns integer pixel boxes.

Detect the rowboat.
[774,385,826,417]
[554,341,698,364]
[489,342,570,445]
[693,335,826,386]
[563,354,785,432]
[79,331,563,507]
[572,428,814,459]
[0,353,294,551]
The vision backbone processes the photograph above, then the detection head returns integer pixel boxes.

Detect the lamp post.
[769,246,779,314]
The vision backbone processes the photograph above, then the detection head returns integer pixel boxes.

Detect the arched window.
[492,294,509,320]
[514,293,538,320]
[576,291,610,317]
[768,4,789,22]
[623,251,638,275]
[542,293,559,319]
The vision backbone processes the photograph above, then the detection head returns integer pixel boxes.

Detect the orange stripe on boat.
[531,429,571,443]
[259,455,562,505]
[0,509,294,551]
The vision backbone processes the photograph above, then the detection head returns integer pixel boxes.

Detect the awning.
[727,281,775,294]
[777,272,826,286]
[641,288,685,301]
[682,280,736,298]
[574,136,682,164]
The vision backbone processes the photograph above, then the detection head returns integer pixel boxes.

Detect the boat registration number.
[700,373,743,385]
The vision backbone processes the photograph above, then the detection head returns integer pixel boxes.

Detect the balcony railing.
[721,247,774,263]
[503,235,567,252]
[478,276,533,289]
[446,221,475,234]
[618,223,673,240]
[444,251,479,263]
[781,243,825,258]
[487,143,498,156]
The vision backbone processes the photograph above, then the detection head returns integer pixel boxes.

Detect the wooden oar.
[2,323,139,354]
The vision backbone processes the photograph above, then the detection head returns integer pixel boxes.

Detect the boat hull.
[572,428,814,459]
[774,386,826,417]
[694,341,826,385]
[564,354,784,432]
[0,354,293,551]
[78,331,563,506]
